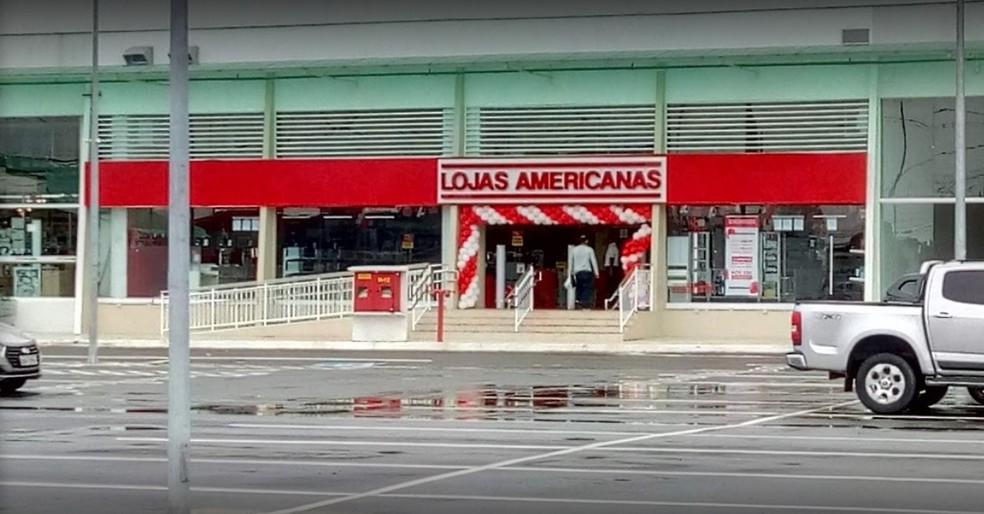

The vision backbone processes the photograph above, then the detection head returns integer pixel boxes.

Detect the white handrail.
[617,264,651,333]
[161,271,354,334]
[513,267,536,332]
[410,264,457,330]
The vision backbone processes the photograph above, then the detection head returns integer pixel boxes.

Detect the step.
[407,331,625,344]
[416,308,619,321]
[415,316,619,330]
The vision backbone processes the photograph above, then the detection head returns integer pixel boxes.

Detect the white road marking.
[41,355,433,363]
[227,423,642,436]
[116,437,569,451]
[256,399,859,514]
[692,433,984,445]
[113,436,984,461]
[4,454,984,486]
[4,481,966,514]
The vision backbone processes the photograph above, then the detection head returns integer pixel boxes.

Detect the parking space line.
[691,433,984,445]
[115,437,571,451]
[4,454,983,486]
[598,447,984,460]
[227,423,642,436]
[257,399,858,514]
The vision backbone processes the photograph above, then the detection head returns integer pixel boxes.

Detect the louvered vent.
[275,108,453,157]
[466,105,657,156]
[98,113,265,159]
[666,101,869,152]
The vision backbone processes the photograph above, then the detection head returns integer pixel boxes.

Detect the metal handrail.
[617,264,651,333]
[513,267,536,332]
[161,271,354,334]
[410,264,457,330]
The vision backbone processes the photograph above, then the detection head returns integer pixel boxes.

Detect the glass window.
[0,263,76,297]
[881,97,984,199]
[878,203,984,293]
[124,208,263,297]
[0,117,81,204]
[667,205,865,303]
[942,271,984,305]
[0,208,77,257]
[279,206,442,276]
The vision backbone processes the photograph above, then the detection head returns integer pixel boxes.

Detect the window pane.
[879,203,984,291]
[667,205,865,303]
[0,117,81,203]
[942,271,984,305]
[881,97,984,198]
[1,263,75,297]
[279,207,442,276]
[0,208,77,257]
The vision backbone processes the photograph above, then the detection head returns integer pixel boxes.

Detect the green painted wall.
[878,62,984,98]
[0,84,87,116]
[274,75,455,111]
[99,80,266,115]
[464,69,660,107]
[666,64,871,103]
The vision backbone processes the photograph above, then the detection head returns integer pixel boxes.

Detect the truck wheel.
[910,386,949,411]
[856,353,917,414]
[0,379,26,394]
[968,387,984,405]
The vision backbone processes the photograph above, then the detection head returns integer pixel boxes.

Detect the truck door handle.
[933,312,953,319]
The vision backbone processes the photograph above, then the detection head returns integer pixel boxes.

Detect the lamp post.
[955,0,967,261]
[167,0,192,512]
[86,0,100,365]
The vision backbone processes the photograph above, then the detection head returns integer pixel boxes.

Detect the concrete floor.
[2,347,984,514]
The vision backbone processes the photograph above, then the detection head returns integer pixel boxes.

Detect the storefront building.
[1,2,982,341]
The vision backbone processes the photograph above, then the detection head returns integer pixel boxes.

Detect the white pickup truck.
[786,260,984,414]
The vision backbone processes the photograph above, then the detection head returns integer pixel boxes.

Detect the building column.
[863,64,881,302]
[257,207,278,281]
[650,204,668,314]
[106,208,130,298]
[441,205,460,307]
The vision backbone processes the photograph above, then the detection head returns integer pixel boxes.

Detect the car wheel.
[968,387,984,405]
[0,378,27,394]
[856,353,918,414]
[910,386,949,411]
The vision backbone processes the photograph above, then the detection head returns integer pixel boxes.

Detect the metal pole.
[86,0,99,365]
[495,244,505,309]
[167,0,191,512]
[955,0,967,260]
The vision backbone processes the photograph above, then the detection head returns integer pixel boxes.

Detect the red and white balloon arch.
[456,204,653,309]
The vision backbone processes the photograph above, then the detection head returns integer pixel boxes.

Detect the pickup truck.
[786,260,984,414]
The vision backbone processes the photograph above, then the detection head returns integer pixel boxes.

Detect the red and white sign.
[724,215,761,298]
[437,157,666,205]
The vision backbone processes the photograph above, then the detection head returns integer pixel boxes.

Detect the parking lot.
[2,348,984,514]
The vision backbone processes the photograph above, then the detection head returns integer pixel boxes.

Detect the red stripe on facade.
[89,152,866,208]
[92,158,439,208]
[664,152,866,205]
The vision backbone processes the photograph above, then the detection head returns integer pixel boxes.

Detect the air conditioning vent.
[842,28,870,46]
[275,108,453,157]
[666,100,869,152]
[98,113,265,159]
[466,105,657,156]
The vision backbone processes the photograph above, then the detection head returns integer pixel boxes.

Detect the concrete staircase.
[410,309,625,343]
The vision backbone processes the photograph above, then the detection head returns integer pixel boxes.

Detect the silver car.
[0,322,41,394]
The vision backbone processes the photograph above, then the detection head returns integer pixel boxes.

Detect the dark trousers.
[574,271,594,308]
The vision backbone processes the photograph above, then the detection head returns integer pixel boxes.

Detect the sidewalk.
[35,334,790,354]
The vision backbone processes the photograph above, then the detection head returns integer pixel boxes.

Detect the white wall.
[0,0,980,70]
[11,298,75,335]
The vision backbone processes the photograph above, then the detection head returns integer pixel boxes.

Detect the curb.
[36,338,790,354]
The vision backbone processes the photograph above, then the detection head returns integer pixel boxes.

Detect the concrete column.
[107,208,128,298]
[650,204,668,314]
[441,205,460,307]
[863,64,881,302]
[257,207,278,281]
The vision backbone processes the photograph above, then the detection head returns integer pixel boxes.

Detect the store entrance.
[484,225,632,310]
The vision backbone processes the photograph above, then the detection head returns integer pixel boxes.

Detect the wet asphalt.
[2,347,984,514]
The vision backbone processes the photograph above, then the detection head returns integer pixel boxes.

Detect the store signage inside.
[437,157,666,204]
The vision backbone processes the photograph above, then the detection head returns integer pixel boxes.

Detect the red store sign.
[437,157,667,204]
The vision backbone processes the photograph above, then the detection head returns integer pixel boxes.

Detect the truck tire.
[856,353,917,414]
[910,386,949,411]
[968,387,984,405]
[0,378,26,394]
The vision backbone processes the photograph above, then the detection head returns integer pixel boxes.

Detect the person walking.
[570,234,600,309]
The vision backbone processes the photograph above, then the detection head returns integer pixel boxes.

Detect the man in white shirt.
[570,234,600,309]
